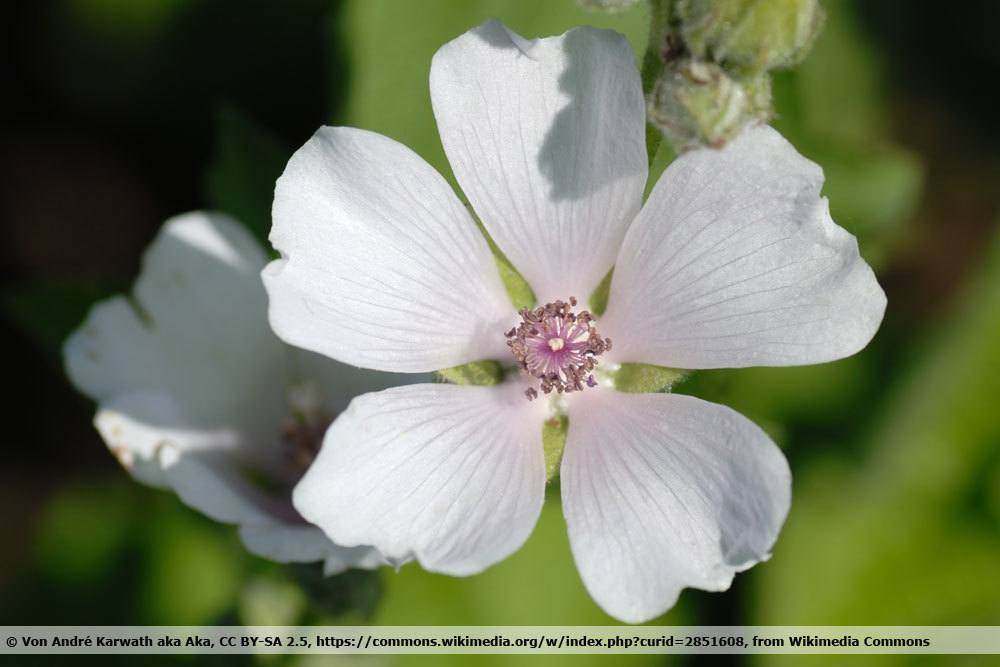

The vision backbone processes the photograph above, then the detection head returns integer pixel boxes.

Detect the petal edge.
[562,390,790,623]
[602,125,886,369]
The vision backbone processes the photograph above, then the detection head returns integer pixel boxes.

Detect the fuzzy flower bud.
[578,0,642,13]
[678,0,824,73]
[647,59,771,150]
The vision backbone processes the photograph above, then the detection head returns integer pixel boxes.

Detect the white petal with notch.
[431,20,648,305]
[264,127,514,373]
[601,125,886,369]
[294,382,547,576]
[562,390,790,623]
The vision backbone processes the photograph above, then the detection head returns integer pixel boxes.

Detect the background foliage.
[2,1,998,665]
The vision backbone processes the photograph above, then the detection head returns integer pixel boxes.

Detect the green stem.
[641,0,672,165]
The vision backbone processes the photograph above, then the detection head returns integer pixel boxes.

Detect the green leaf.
[204,106,289,245]
[543,416,568,482]
[436,359,504,386]
[613,363,687,393]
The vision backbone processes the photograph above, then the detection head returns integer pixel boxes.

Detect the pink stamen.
[505,296,611,400]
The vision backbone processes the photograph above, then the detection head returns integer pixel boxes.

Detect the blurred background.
[1,0,998,665]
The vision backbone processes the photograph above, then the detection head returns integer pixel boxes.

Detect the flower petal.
[157,444,369,569]
[561,390,790,623]
[64,211,404,570]
[601,125,887,368]
[238,522,381,573]
[158,444,276,525]
[93,391,189,488]
[64,211,288,451]
[264,127,514,372]
[290,350,432,417]
[430,20,647,304]
[293,382,547,576]
[97,408,381,570]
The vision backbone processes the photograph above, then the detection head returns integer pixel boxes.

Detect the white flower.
[64,211,418,574]
[263,20,886,622]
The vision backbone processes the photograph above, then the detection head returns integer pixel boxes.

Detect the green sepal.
[648,59,772,151]
[613,363,688,393]
[588,269,614,316]
[678,0,825,74]
[578,0,642,13]
[542,416,568,483]
[495,250,536,312]
[436,360,504,386]
[474,217,535,311]
[641,0,675,165]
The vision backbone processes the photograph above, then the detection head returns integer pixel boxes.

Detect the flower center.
[505,296,611,401]
[283,382,330,478]
[284,417,327,476]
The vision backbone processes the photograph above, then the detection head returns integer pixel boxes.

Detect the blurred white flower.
[64,211,415,574]
[263,20,886,622]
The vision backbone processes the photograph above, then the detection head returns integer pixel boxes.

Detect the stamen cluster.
[283,385,330,477]
[506,297,611,400]
[284,416,328,476]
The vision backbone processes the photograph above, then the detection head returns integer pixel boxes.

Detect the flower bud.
[647,59,771,150]
[578,0,642,12]
[678,0,824,72]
